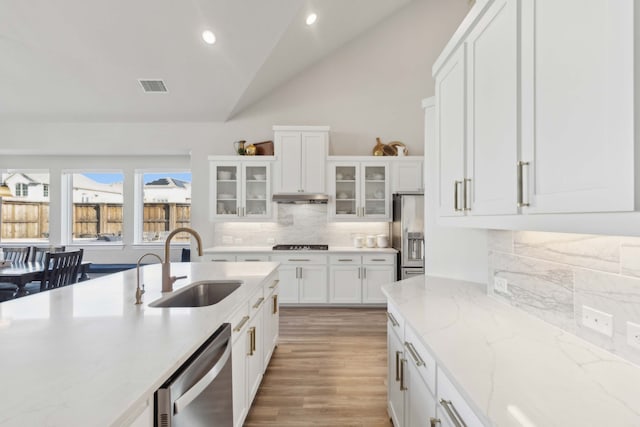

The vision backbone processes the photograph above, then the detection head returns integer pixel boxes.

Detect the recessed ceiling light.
[202,30,216,45]
[306,13,317,26]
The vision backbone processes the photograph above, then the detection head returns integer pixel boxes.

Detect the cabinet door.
[277,265,299,303]
[361,163,390,219]
[521,0,633,213]
[329,265,362,303]
[276,132,303,193]
[331,163,359,218]
[243,162,271,219]
[466,0,518,215]
[299,265,328,303]
[362,265,394,303]
[405,359,437,427]
[301,132,327,193]
[232,327,248,427]
[436,47,466,217]
[387,328,405,427]
[391,159,424,193]
[247,313,263,404]
[262,287,279,366]
[211,162,241,219]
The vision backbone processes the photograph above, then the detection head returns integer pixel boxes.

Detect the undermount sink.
[149,280,242,308]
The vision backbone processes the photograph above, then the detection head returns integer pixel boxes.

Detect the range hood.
[272,193,329,204]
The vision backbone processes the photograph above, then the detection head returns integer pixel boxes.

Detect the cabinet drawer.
[404,324,436,395]
[230,304,250,344]
[386,302,404,341]
[437,367,485,427]
[329,255,361,265]
[271,254,327,265]
[238,254,269,262]
[363,254,395,265]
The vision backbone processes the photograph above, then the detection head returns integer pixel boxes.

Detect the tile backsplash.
[211,204,388,247]
[488,230,640,366]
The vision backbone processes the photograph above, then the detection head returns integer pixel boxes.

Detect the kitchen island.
[383,275,640,426]
[0,261,279,427]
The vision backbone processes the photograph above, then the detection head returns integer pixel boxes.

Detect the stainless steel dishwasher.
[155,323,232,426]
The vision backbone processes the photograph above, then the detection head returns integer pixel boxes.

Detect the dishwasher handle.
[173,341,232,414]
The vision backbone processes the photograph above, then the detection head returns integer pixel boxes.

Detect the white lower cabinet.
[329,254,395,304]
[387,302,484,427]
[272,255,328,304]
[231,274,279,427]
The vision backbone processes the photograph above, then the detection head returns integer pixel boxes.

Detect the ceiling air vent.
[138,79,168,93]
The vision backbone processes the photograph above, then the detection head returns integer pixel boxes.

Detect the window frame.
[0,169,50,244]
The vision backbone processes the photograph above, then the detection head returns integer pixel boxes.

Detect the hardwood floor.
[244,307,393,427]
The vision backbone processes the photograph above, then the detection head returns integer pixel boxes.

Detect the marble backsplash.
[211,204,389,247]
[488,230,640,366]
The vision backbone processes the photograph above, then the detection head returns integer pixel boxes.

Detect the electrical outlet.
[627,321,640,350]
[493,276,508,294]
[582,306,613,337]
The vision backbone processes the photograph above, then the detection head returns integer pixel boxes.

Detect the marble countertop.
[0,261,279,427]
[382,275,640,427]
[204,246,397,254]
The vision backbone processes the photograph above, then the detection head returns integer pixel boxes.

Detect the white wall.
[0,0,470,262]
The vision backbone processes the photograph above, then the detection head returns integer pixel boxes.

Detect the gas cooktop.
[272,244,329,251]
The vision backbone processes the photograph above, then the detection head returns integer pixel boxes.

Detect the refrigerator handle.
[173,341,232,414]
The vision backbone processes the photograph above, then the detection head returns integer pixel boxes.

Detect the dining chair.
[2,247,30,263]
[39,249,84,292]
[30,246,66,263]
[0,247,31,299]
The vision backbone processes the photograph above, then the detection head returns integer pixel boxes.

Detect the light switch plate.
[493,276,508,294]
[582,306,613,337]
[627,321,640,350]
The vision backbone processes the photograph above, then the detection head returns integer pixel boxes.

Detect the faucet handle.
[135,284,146,305]
[171,275,188,284]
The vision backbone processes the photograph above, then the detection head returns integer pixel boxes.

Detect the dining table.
[0,261,92,297]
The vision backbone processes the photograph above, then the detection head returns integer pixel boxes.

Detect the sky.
[82,172,192,184]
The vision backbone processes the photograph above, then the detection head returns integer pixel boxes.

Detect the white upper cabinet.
[433,0,636,229]
[209,157,273,221]
[465,0,518,215]
[520,0,634,213]
[435,46,467,217]
[328,159,391,221]
[390,158,424,193]
[274,126,329,193]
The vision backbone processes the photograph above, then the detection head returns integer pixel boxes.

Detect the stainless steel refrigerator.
[392,193,424,280]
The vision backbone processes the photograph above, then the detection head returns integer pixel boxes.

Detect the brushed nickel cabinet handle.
[399,358,407,391]
[363,267,367,279]
[440,399,467,427]
[338,259,353,262]
[454,180,462,212]
[273,294,278,314]
[404,341,425,367]
[244,259,260,262]
[233,315,250,332]
[370,258,386,262]
[463,178,471,211]
[386,312,399,327]
[253,297,265,309]
[395,350,402,382]
[269,279,279,289]
[288,259,311,262]
[247,327,256,356]
[517,161,530,207]
[358,267,361,279]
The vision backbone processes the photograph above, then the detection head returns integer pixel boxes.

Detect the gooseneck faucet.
[136,253,163,305]
[162,227,204,292]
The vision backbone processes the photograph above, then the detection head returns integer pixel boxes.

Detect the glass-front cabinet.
[329,159,390,221]
[210,157,273,221]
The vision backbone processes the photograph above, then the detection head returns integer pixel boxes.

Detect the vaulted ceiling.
[0,0,411,122]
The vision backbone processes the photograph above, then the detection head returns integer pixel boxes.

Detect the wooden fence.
[1,201,190,241]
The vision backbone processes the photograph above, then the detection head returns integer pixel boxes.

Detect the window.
[70,172,123,243]
[15,183,28,197]
[0,170,50,242]
[43,184,49,197]
[139,172,191,243]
